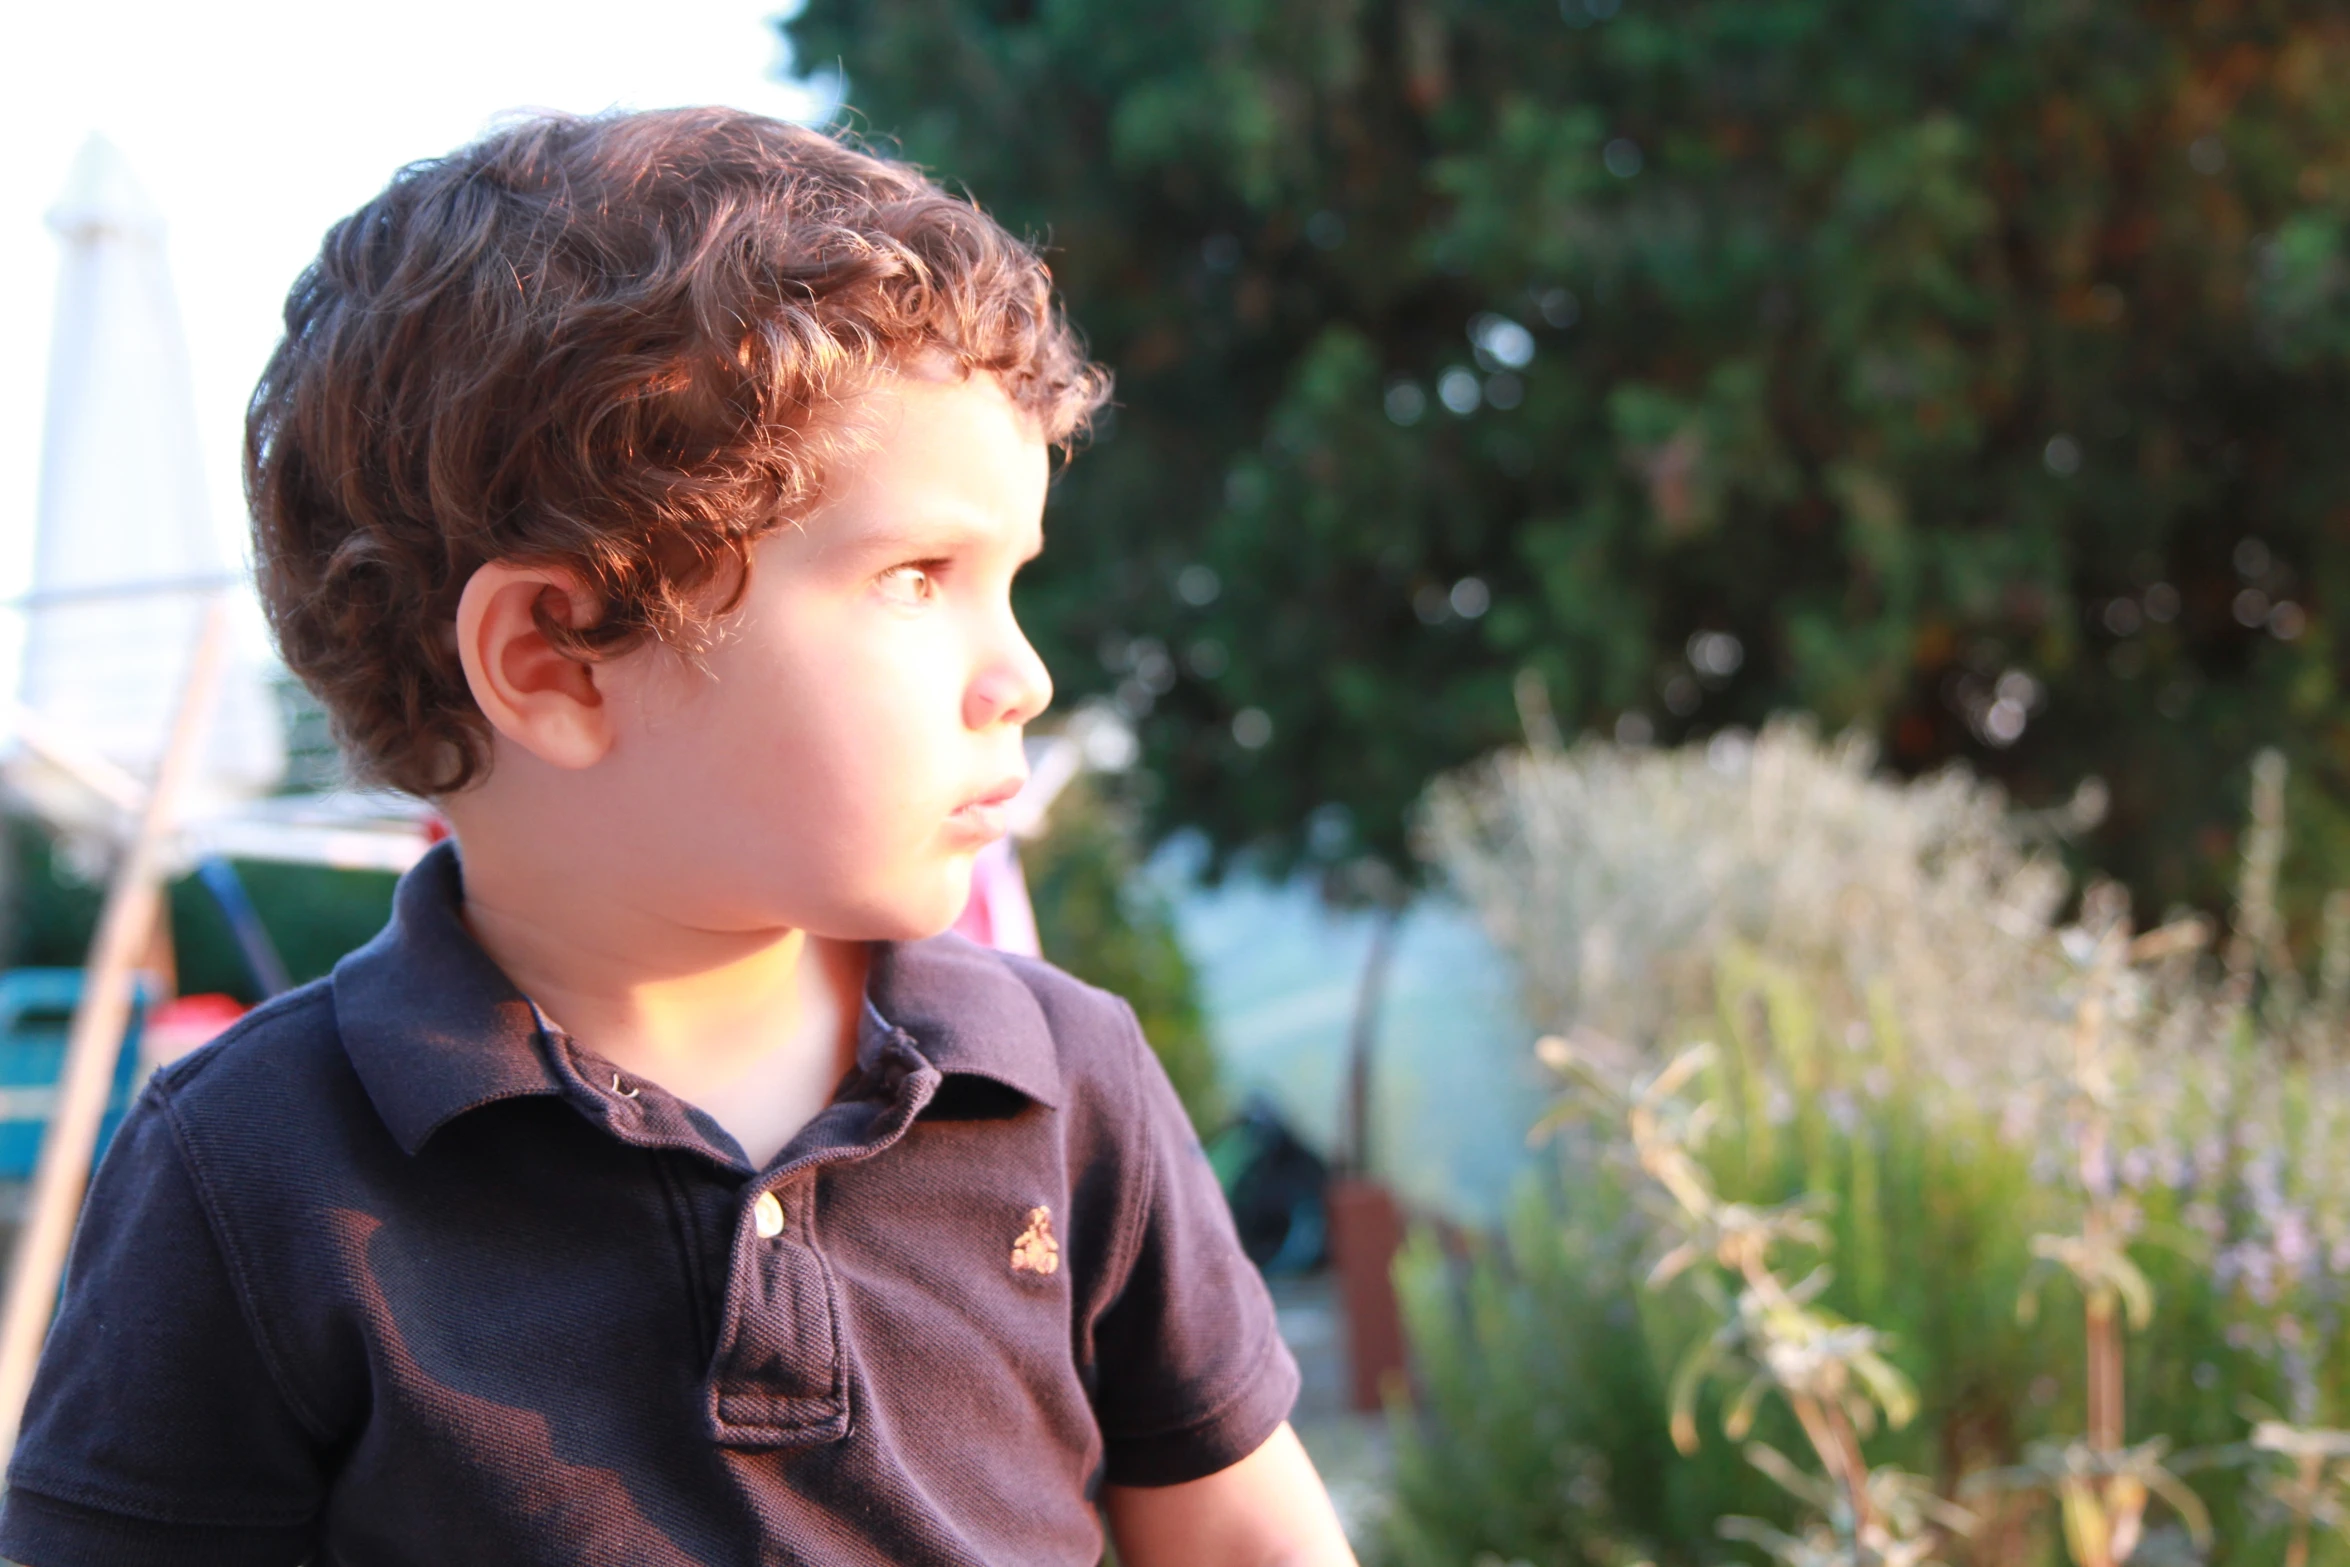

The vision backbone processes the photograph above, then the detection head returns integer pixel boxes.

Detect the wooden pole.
[0,601,230,1456]
[1339,900,1401,1176]
[1331,893,1407,1413]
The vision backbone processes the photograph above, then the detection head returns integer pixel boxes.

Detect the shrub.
[1389,725,2350,1566]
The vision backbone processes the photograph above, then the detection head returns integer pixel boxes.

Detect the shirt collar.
[863,935,1064,1111]
[335,842,1063,1157]
[333,842,562,1156]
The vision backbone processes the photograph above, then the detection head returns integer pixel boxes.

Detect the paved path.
[1272,1271,1393,1551]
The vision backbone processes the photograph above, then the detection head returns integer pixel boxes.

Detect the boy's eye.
[876,563,939,604]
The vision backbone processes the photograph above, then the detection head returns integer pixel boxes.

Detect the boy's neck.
[451,835,869,1169]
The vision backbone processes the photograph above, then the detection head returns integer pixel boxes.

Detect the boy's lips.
[948,776,1028,841]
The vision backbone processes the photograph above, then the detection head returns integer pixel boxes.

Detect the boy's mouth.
[947,776,1028,841]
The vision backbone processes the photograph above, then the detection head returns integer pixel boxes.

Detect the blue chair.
[0,970,152,1180]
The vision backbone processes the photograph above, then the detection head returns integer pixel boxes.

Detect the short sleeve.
[1090,1009,1300,1488]
[0,1087,326,1567]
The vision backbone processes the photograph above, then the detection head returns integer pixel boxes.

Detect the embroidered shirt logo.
[1010,1206,1060,1276]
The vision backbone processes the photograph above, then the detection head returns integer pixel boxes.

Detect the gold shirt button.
[753,1191,784,1239]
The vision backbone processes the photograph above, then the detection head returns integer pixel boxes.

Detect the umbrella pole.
[0,601,230,1457]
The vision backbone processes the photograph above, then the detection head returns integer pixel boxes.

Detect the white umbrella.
[14,132,283,840]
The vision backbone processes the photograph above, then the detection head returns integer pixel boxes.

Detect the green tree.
[786,0,2350,925]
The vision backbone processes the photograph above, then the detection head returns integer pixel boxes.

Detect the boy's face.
[588,368,1054,941]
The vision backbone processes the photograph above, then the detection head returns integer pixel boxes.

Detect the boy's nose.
[966,623,1054,731]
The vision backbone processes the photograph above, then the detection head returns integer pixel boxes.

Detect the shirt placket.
[705,1168,850,1446]
[542,1023,941,1451]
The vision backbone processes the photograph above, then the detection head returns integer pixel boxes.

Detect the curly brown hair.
[247,108,1110,797]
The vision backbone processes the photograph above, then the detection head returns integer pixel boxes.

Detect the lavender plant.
[1542,1030,1965,1565]
[1968,893,2214,1567]
[2243,1424,2350,1567]
[1392,726,2350,1567]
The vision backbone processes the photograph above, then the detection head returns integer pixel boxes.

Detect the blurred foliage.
[6,815,396,1003]
[1385,1070,2298,1565]
[272,673,349,796]
[1383,1178,1729,1564]
[1387,728,2350,1564]
[1020,775,1227,1131]
[786,0,2350,927]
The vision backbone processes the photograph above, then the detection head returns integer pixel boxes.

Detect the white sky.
[0,0,825,604]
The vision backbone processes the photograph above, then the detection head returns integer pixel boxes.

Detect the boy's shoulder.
[148,977,351,1117]
[136,975,415,1200]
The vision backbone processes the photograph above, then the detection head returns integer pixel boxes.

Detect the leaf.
[1645,1042,1718,1105]
[2058,1478,2111,1567]
[2109,1251,2157,1333]
[2253,1423,2350,1461]
[1668,1336,1723,1457]
[1647,1240,1702,1289]
[1724,1372,1771,1441]
[1525,1099,1581,1148]
[1742,1441,1836,1512]
[1850,1348,1921,1432]
[2143,1462,2214,1547]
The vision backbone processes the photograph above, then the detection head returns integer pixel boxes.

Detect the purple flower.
[2273,1210,2316,1277]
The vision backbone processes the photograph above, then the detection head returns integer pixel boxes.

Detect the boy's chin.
[823,872,979,946]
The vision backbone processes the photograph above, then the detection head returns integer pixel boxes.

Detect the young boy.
[0,110,1355,1566]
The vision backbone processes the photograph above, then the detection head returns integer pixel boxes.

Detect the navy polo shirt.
[0,845,1297,1566]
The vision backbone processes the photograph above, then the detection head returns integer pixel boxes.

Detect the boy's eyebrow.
[844,514,1045,562]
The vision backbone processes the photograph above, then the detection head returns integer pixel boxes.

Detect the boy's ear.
[454,563,613,771]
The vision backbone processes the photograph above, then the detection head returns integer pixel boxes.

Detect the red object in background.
[141,994,247,1071]
[951,838,1041,957]
[1325,1175,1407,1413]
